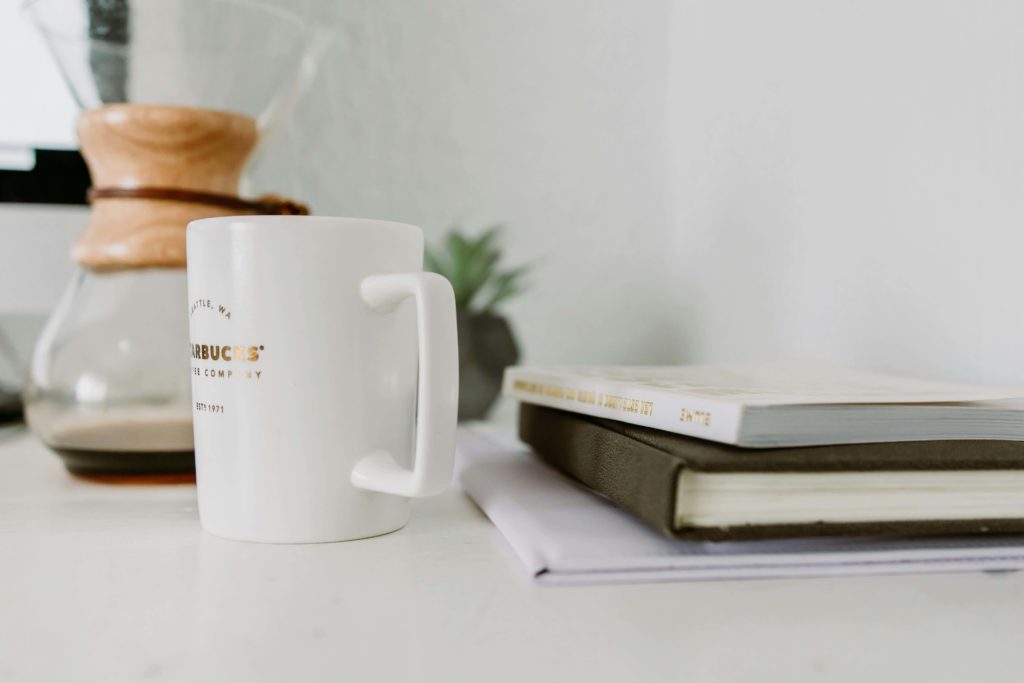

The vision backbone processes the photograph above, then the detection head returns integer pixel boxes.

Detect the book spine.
[502,368,744,445]
[518,403,681,537]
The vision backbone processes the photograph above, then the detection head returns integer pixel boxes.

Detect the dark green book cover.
[518,403,1024,541]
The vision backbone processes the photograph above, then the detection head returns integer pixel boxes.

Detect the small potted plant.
[426,226,528,421]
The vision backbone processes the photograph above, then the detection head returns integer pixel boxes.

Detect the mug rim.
[187,215,422,235]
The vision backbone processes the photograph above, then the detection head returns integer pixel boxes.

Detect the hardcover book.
[518,403,1024,541]
[503,362,1024,447]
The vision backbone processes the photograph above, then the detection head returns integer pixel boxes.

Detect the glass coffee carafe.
[23,0,327,478]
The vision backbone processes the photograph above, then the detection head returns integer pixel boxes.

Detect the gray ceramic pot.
[456,311,520,421]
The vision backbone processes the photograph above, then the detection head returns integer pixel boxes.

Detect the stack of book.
[502,362,1024,541]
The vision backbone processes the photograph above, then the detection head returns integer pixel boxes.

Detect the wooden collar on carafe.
[76,188,310,271]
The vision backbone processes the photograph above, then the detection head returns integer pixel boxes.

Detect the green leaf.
[460,249,500,309]
[448,225,496,305]
[423,246,446,277]
[466,225,502,262]
[424,224,530,313]
[444,231,477,306]
[480,264,530,312]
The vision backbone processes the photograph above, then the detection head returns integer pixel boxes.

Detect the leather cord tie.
[87,186,311,216]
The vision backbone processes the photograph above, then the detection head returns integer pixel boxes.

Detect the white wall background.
[3,0,1023,386]
[252,0,678,365]
[666,0,1024,385]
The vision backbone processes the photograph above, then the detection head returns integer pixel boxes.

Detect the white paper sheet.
[456,428,1024,585]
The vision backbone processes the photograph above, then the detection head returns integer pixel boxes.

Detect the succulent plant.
[426,225,528,420]
[424,226,529,314]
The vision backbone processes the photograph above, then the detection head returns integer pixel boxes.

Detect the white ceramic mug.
[185,216,458,543]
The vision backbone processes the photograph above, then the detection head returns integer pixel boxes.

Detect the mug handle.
[351,272,459,497]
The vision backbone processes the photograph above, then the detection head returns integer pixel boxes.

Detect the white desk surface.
[2,425,1024,683]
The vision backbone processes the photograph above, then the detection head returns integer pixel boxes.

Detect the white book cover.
[502,362,1024,446]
